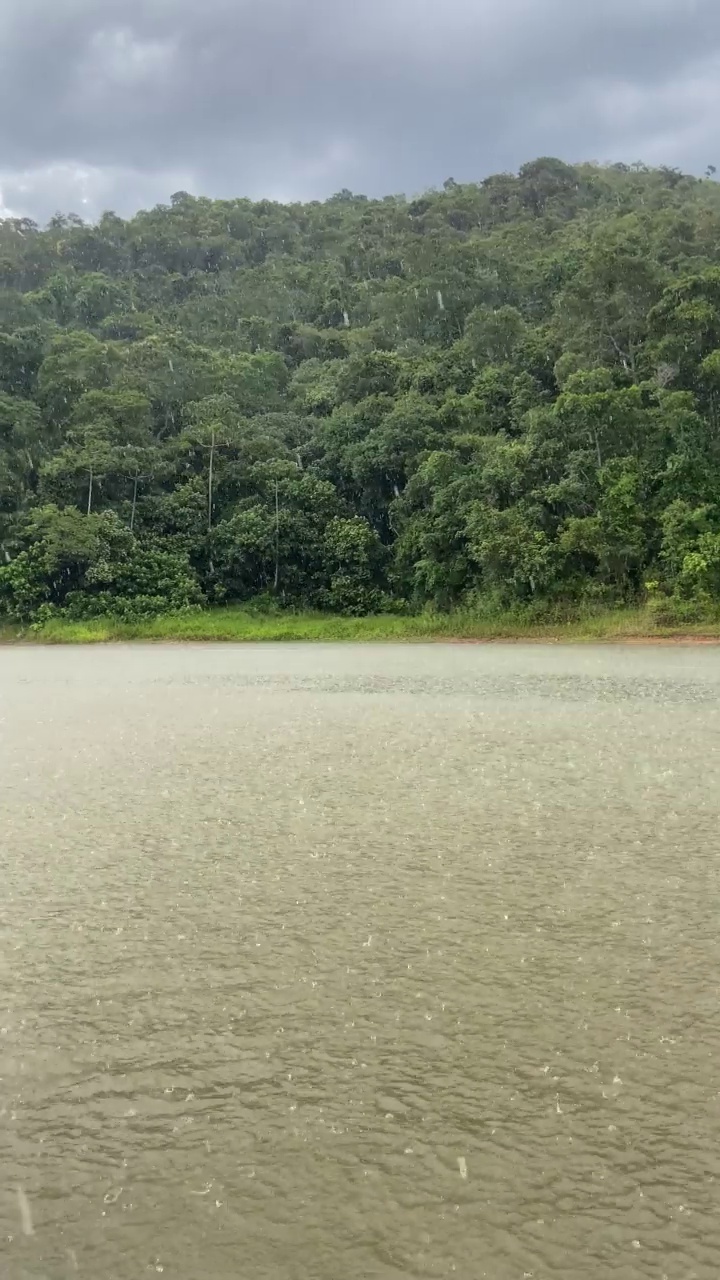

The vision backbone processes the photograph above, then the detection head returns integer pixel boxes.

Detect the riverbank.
[2,605,720,644]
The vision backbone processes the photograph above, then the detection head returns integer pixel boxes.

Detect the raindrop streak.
[17,1187,33,1236]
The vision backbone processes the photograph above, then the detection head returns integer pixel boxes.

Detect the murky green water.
[2,643,720,1279]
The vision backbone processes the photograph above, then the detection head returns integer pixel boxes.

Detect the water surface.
[2,643,720,1279]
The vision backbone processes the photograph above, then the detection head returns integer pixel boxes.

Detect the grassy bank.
[2,605,720,645]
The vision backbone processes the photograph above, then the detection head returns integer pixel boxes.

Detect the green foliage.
[320,516,388,614]
[2,159,720,622]
[0,505,202,622]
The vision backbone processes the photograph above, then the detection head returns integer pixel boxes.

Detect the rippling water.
[2,642,720,1279]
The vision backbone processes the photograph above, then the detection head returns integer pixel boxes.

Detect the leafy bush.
[0,506,202,623]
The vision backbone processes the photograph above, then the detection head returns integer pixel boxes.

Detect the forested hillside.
[2,157,720,623]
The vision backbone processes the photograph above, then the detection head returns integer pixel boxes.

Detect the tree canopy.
[2,158,720,622]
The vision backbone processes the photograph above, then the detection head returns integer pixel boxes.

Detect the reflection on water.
[2,642,720,1279]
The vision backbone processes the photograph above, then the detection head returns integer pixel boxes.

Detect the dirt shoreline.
[3,631,720,647]
[443,634,720,645]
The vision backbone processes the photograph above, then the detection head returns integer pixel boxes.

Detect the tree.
[0,393,43,507]
[321,516,388,613]
[464,306,526,364]
[559,459,649,595]
[179,394,247,540]
[212,467,346,602]
[37,331,121,425]
[555,218,666,375]
[648,268,720,386]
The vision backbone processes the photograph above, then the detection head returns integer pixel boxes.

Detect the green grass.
[3,604,720,645]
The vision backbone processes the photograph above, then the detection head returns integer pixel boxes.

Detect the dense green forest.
[2,157,720,625]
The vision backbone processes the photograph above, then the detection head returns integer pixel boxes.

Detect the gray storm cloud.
[0,0,717,221]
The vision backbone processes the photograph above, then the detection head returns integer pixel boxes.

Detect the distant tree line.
[2,157,720,623]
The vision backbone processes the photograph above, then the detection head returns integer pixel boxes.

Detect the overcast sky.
[0,0,717,223]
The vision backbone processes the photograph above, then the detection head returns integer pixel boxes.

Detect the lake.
[2,642,720,1279]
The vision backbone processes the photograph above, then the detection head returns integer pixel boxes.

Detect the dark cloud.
[1,0,718,222]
